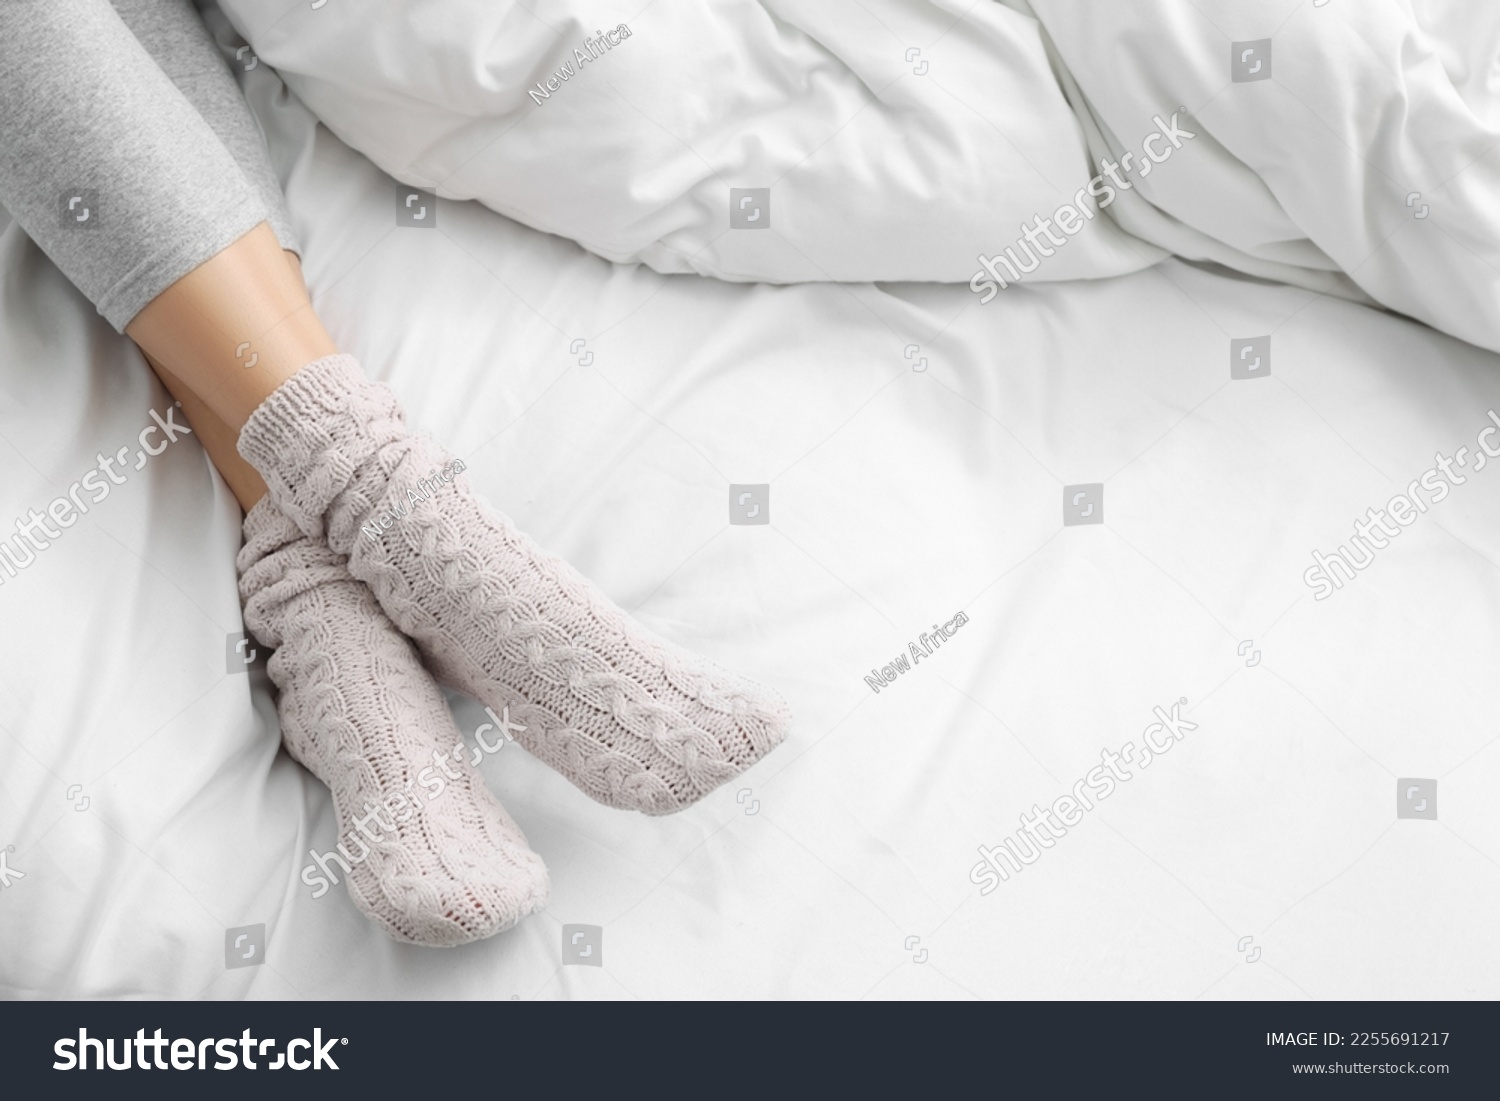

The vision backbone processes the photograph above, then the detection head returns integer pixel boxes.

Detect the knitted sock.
[239,354,790,815]
[238,498,548,946]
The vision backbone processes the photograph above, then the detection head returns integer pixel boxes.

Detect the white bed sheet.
[2,45,1500,1001]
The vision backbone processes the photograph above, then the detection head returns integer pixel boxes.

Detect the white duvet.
[219,0,1158,284]
[2,0,1498,999]
[223,0,1500,351]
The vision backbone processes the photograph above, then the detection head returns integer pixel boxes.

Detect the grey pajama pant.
[0,0,297,332]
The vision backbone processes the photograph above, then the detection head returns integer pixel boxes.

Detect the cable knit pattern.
[239,355,791,815]
[237,498,548,946]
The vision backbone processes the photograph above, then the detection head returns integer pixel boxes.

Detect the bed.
[2,0,1498,999]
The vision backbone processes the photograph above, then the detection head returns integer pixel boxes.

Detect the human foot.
[238,498,548,945]
[238,354,790,815]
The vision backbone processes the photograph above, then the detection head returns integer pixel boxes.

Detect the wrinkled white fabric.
[215,0,1158,285]
[1010,0,1500,351]
[223,0,1500,351]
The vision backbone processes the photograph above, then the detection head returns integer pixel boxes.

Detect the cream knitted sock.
[238,498,548,946]
[238,354,790,815]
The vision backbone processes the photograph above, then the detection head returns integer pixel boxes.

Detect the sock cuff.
[237,354,404,539]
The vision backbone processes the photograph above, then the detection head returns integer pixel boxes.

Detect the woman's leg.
[0,0,548,944]
[106,172,794,814]
[94,0,320,507]
[0,0,311,490]
[107,0,303,260]
[106,0,326,449]
[125,221,336,430]
[139,249,315,514]
[2,0,790,817]
[140,249,314,514]
[143,272,553,945]
[0,0,268,333]
[147,354,266,512]
[0,0,325,427]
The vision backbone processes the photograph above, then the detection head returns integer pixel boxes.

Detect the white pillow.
[218,0,1157,286]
